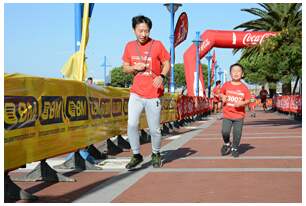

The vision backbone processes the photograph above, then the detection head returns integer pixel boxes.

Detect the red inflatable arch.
[183,30,277,96]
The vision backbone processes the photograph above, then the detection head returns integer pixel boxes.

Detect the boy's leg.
[127,93,144,155]
[144,98,162,167]
[232,119,244,149]
[221,119,233,155]
[222,118,232,143]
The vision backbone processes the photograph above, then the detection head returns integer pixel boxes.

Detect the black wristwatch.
[160,74,166,79]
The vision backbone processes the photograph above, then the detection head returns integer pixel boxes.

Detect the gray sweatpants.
[222,118,244,149]
[127,93,162,154]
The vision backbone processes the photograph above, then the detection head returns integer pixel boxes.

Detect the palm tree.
[233,3,301,59]
[233,3,301,95]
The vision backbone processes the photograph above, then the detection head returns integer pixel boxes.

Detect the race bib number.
[226,90,244,107]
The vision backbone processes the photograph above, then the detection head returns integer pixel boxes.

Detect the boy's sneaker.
[151,152,162,168]
[221,142,232,156]
[125,154,143,170]
[231,148,239,158]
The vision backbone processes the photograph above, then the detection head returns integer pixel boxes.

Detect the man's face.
[134,23,150,44]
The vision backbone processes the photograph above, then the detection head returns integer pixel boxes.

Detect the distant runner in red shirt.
[212,80,222,114]
[122,15,170,170]
[259,86,269,111]
[249,92,257,118]
[220,63,251,157]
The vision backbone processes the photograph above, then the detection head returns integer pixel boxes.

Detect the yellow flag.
[61,4,90,81]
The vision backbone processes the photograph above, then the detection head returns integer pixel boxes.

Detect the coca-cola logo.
[242,33,276,45]
[199,39,211,52]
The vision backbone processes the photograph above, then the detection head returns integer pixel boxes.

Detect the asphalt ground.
[9,109,302,203]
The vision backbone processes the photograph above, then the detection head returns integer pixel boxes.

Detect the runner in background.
[212,80,222,114]
[249,92,257,117]
[259,86,269,111]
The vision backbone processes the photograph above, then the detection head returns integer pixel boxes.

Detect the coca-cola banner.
[184,30,277,96]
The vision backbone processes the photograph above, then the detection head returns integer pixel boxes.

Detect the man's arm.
[122,62,146,74]
[152,60,170,88]
[160,60,170,76]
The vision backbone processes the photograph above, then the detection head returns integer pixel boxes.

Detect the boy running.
[220,63,251,157]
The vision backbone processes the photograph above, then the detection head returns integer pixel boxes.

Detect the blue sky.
[4,3,261,81]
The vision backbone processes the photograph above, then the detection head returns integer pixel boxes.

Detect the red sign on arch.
[174,12,188,47]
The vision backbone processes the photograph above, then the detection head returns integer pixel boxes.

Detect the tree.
[233,3,301,95]
[164,63,207,94]
[110,66,133,87]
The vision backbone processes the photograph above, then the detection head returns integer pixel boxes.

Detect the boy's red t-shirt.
[221,81,251,119]
[122,39,170,98]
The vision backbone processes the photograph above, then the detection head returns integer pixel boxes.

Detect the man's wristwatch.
[160,74,166,80]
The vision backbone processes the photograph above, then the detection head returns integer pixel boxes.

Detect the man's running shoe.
[151,152,162,168]
[125,154,143,170]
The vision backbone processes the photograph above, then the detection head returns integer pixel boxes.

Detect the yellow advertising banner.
[4,74,178,171]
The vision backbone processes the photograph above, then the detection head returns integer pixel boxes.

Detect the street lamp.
[192,31,203,96]
[214,63,219,87]
[218,68,224,85]
[205,52,212,98]
[101,56,112,85]
[164,3,182,93]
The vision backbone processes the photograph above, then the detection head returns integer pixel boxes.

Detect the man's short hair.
[132,15,152,30]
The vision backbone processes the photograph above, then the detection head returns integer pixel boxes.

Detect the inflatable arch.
[183,30,277,96]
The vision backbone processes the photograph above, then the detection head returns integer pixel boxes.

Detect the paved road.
[10,110,301,203]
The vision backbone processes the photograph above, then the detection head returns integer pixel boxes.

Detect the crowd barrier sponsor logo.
[66,96,89,121]
[40,96,64,125]
[4,96,39,130]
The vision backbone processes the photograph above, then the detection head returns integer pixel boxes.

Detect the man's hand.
[153,75,163,88]
[133,63,146,72]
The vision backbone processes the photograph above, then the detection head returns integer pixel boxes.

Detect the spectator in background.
[86,77,93,85]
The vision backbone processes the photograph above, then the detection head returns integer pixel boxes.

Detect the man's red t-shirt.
[221,81,251,119]
[212,85,221,103]
[260,89,268,100]
[122,39,170,98]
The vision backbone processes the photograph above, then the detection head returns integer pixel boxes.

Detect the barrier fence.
[4,74,208,171]
[4,74,302,172]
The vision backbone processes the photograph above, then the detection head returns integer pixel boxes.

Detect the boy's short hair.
[132,15,152,30]
[229,63,244,73]
[216,80,221,85]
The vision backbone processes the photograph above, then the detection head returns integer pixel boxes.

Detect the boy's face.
[134,23,150,44]
[230,66,243,81]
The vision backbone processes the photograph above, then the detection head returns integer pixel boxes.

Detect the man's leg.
[145,98,162,167]
[145,98,162,154]
[127,93,144,154]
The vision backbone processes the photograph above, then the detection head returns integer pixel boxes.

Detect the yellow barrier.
[4,74,179,171]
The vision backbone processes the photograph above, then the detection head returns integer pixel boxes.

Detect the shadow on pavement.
[161,147,197,165]
[238,144,255,155]
[244,119,301,128]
